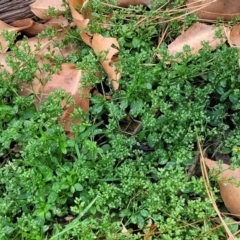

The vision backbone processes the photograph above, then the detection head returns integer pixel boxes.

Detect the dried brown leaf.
[21,63,90,133]
[0,20,34,53]
[10,18,34,30]
[43,63,90,132]
[11,16,69,37]
[30,0,66,20]
[187,0,240,21]
[117,0,150,7]
[10,18,45,37]
[230,23,240,47]
[22,33,75,58]
[205,158,240,218]
[168,22,228,56]
[68,0,121,90]
[68,0,92,46]
[18,32,77,97]
[92,34,120,90]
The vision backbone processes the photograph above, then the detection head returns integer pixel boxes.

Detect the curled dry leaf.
[30,0,66,20]
[68,2,91,46]
[10,18,34,30]
[10,18,45,37]
[0,20,34,53]
[8,16,69,38]
[168,22,229,56]
[92,34,121,90]
[205,158,240,218]
[68,0,121,90]
[186,0,240,21]
[230,23,240,47]
[117,0,150,7]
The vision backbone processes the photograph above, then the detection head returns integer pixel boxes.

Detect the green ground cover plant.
[1,0,240,239]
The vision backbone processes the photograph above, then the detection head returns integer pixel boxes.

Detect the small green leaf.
[74,183,83,192]
[45,211,52,221]
[140,209,149,217]
[224,217,238,234]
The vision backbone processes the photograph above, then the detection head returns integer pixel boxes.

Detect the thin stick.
[155,25,169,52]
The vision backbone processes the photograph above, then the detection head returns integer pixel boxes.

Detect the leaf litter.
[1,0,240,238]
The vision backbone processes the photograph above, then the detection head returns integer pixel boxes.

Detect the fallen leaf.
[30,0,66,20]
[10,18,45,37]
[5,32,83,134]
[20,32,76,58]
[68,0,121,90]
[42,63,90,132]
[68,2,91,46]
[3,34,88,135]
[168,22,228,56]
[10,16,69,37]
[117,0,150,7]
[68,0,91,44]
[18,32,78,97]
[0,20,34,53]
[92,34,121,90]
[186,0,240,21]
[10,18,34,30]
[22,63,91,133]
[205,158,240,218]
[230,23,240,47]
